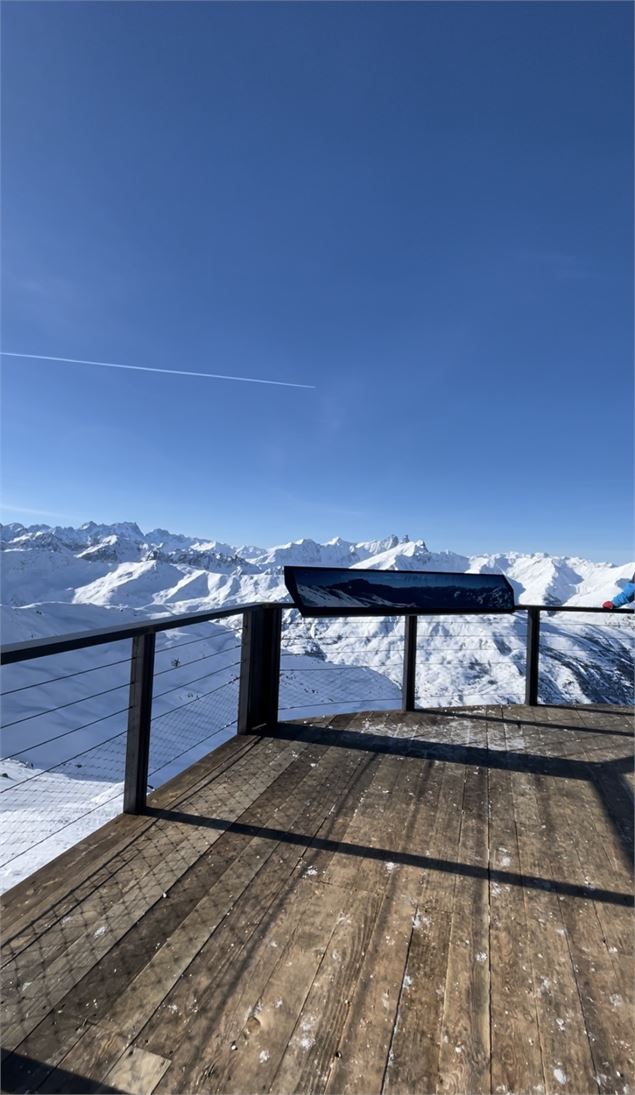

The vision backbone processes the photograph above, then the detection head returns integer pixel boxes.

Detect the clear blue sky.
[1,2,633,560]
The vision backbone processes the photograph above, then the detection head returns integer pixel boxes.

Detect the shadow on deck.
[1,704,633,1095]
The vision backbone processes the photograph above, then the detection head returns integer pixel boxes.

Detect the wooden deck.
[1,704,633,1095]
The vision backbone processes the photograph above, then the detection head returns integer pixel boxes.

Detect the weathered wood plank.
[153,878,343,1094]
[3,736,294,984]
[503,712,599,1095]
[527,708,634,1095]
[35,1023,129,1094]
[95,744,356,1043]
[103,1045,170,1095]
[380,760,467,1095]
[202,878,351,1094]
[435,764,490,1095]
[271,888,382,1095]
[487,712,545,1095]
[142,742,371,1084]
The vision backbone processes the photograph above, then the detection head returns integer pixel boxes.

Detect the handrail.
[1,600,630,667]
[515,605,634,613]
[0,601,294,665]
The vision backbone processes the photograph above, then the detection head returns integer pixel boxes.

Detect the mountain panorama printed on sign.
[284,567,515,615]
[0,521,633,890]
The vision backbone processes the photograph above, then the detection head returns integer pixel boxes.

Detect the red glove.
[602,601,615,610]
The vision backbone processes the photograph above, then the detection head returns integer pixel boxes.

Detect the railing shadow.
[415,706,634,738]
[269,719,635,870]
[0,1049,124,1093]
[144,806,633,908]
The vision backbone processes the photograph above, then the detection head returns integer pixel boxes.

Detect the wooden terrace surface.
[1,704,633,1095]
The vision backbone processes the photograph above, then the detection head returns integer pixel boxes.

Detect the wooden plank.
[487,710,545,1095]
[103,1046,170,1095]
[525,709,634,1095]
[271,888,383,1095]
[542,708,633,959]
[264,747,444,1095]
[2,734,294,1023]
[320,753,415,894]
[93,744,354,1043]
[502,712,599,1095]
[435,764,490,1095]
[35,1023,129,1094]
[5,733,291,956]
[4,705,632,1095]
[380,712,480,1095]
[4,749,326,1088]
[325,705,485,1095]
[137,740,370,1074]
[289,753,381,884]
[0,1014,89,1095]
[1,733,264,968]
[191,878,351,1094]
[151,877,342,1094]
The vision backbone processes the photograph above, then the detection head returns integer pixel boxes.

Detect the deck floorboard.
[1,705,633,1095]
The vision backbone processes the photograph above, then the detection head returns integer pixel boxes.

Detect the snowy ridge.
[0,521,633,890]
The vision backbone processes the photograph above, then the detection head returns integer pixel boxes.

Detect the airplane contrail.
[0,351,316,390]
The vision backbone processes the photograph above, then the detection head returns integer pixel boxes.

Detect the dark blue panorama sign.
[284,567,516,617]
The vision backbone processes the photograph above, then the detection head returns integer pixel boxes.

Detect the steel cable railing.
[1,599,632,891]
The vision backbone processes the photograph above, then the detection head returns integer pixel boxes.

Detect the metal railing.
[1,601,632,816]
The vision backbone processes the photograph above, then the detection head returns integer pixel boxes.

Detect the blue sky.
[1,2,633,560]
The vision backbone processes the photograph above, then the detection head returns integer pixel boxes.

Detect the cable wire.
[151,674,240,723]
[5,702,132,761]
[153,661,241,701]
[1,655,130,696]
[2,679,130,730]
[153,643,241,678]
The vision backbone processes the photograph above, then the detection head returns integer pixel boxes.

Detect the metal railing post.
[402,615,418,712]
[525,607,541,706]
[238,605,282,733]
[124,632,156,813]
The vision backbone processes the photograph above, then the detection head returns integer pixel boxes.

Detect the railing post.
[525,607,541,706]
[402,615,418,712]
[238,605,282,734]
[124,632,156,813]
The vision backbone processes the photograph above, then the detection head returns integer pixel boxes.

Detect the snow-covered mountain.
[1,521,632,891]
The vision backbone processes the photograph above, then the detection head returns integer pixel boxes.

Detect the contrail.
[0,351,315,389]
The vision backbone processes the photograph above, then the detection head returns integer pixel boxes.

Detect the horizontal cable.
[149,717,237,780]
[1,723,129,791]
[3,681,240,792]
[153,643,242,678]
[158,626,241,654]
[2,716,242,867]
[3,650,241,734]
[279,697,400,712]
[5,702,131,761]
[151,674,240,723]
[1,655,131,696]
[281,661,394,671]
[153,661,241,701]
[2,679,130,730]
[0,786,124,867]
